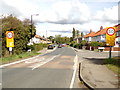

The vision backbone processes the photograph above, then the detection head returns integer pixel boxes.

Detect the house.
[92,28,106,42]
[72,25,119,51]
[27,35,52,45]
[83,24,120,43]
[83,30,95,42]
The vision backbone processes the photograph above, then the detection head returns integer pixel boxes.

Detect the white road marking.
[70,55,78,89]
[32,54,61,70]
[0,47,58,68]
[25,58,45,63]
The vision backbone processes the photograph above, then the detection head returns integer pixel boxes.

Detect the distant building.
[27,35,52,45]
[75,24,120,47]
[82,24,120,47]
[83,30,95,42]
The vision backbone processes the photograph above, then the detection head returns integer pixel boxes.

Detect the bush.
[80,40,87,46]
[77,43,82,49]
[69,41,77,47]
[70,43,74,47]
[27,43,48,51]
[73,44,77,48]
[90,41,102,47]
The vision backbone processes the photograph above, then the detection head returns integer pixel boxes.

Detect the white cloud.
[1,0,119,37]
[94,5,118,23]
[38,0,91,24]
[0,0,22,16]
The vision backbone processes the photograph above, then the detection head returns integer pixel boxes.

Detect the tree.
[76,30,79,38]
[48,36,54,41]
[42,35,45,38]
[54,35,62,44]
[54,35,70,44]
[2,15,36,56]
[72,28,76,39]
[70,37,73,42]
[81,32,84,37]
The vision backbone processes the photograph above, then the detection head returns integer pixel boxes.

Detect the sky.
[0,0,119,37]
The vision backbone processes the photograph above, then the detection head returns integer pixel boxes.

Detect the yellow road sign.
[6,31,14,47]
[106,27,116,46]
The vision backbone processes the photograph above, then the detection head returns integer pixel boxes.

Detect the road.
[2,47,82,88]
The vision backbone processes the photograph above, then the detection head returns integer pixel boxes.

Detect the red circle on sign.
[6,32,14,39]
[106,27,116,36]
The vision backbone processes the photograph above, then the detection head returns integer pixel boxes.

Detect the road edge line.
[0,47,58,68]
[69,55,78,89]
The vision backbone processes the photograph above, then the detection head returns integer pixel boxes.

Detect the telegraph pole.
[31,15,33,39]
[46,30,47,39]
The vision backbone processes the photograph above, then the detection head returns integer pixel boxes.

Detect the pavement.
[74,48,119,88]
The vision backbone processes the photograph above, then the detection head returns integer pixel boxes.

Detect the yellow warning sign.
[6,31,14,47]
[106,27,116,46]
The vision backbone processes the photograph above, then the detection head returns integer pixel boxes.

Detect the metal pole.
[109,46,112,59]
[31,15,32,38]
[46,30,47,39]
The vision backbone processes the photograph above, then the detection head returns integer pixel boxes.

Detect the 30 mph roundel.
[7,32,14,39]
[106,27,115,36]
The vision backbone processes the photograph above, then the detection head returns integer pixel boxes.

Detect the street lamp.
[31,14,39,38]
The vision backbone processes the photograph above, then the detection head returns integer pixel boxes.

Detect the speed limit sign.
[106,27,116,46]
[106,27,115,36]
[6,31,14,47]
[7,32,14,39]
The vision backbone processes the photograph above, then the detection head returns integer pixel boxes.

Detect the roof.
[84,24,120,38]
[35,35,44,39]
[84,32,95,38]
[114,24,120,32]
[92,28,107,37]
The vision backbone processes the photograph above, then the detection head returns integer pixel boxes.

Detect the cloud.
[1,0,119,37]
[0,0,22,17]
[49,30,71,33]
[37,0,91,24]
[94,5,118,24]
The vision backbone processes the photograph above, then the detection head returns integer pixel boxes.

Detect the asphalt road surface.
[2,47,79,88]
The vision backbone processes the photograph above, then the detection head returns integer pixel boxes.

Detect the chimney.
[100,26,103,30]
[90,29,92,33]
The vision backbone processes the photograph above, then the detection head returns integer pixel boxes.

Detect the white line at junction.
[32,54,61,70]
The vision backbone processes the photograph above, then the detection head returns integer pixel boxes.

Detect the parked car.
[53,44,56,48]
[61,44,67,47]
[58,44,62,48]
[48,45,54,49]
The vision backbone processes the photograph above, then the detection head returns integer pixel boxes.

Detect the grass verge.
[1,51,41,64]
[104,57,120,76]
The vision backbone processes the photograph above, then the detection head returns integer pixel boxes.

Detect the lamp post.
[31,14,39,38]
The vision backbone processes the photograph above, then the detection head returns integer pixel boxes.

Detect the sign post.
[106,27,116,59]
[6,31,14,55]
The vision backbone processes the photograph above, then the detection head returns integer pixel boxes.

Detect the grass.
[104,57,120,76]
[1,51,41,64]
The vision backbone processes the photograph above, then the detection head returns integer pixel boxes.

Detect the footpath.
[74,48,119,89]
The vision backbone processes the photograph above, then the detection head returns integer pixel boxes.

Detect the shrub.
[81,40,87,46]
[70,43,74,47]
[90,41,101,47]
[69,41,77,47]
[27,43,48,51]
[73,44,77,48]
